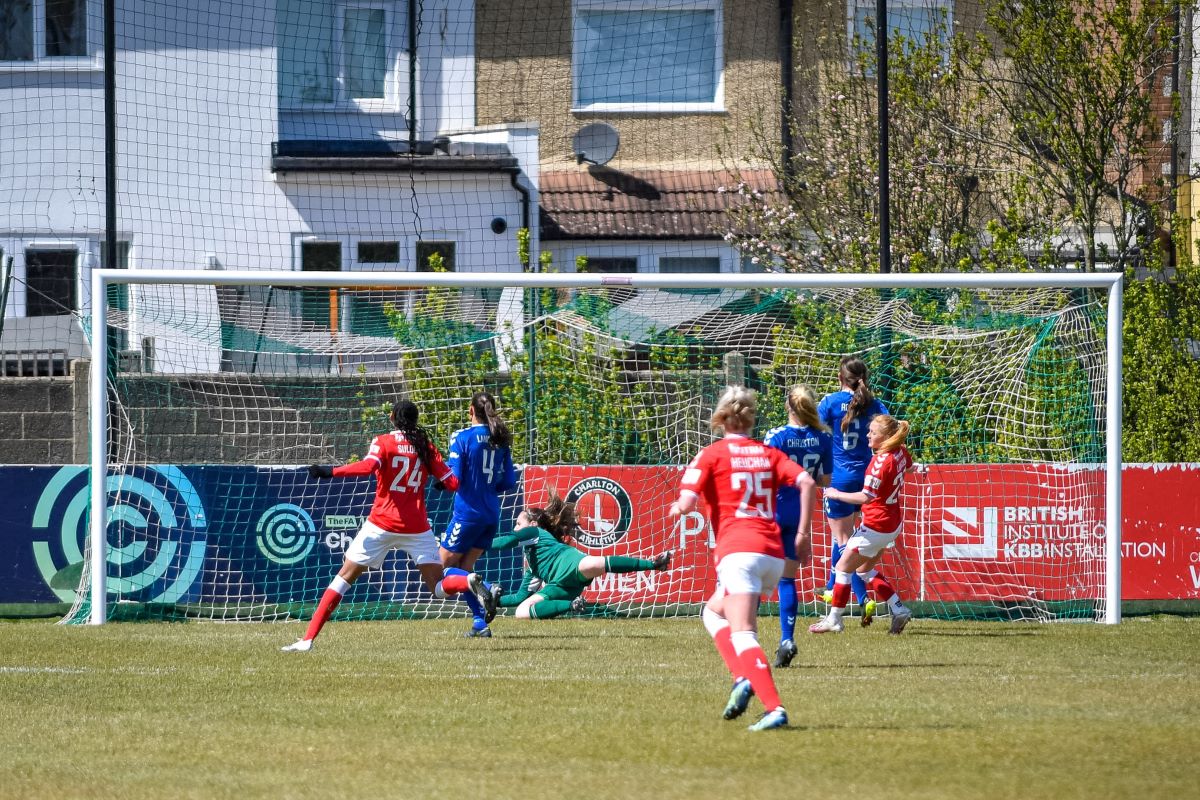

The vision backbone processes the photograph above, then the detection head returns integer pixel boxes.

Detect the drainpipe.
[408,0,418,150]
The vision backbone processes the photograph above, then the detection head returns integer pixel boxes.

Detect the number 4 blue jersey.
[763,424,832,527]
[817,390,888,488]
[447,424,517,525]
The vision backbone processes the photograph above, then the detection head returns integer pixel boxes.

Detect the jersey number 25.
[732,471,773,518]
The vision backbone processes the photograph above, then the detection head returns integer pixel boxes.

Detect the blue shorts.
[777,516,800,560]
[824,477,864,520]
[440,519,499,554]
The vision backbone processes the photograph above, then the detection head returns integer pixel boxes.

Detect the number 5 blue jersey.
[817,390,888,488]
[447,424,517,525]
[763,423,832,526]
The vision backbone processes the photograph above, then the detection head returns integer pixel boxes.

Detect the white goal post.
[86,269,1123,625]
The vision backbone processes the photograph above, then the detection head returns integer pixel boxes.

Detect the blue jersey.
[764,424,832,526]
[817,390,888,487]
[447,424,517,525]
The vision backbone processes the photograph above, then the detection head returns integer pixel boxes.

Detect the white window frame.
[334,1,403,112]
[846,0,954,61]
[571,0,725,115]
[0,0,100,72]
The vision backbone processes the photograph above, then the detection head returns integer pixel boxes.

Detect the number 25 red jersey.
[860,446,911,532]
[679,434,804,561]
[332,431,455,533]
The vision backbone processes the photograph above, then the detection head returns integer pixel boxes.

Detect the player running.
[763,385,831,668]
[810,413,914,635]
[439,391,518,638]
[488,493,671,620]
[815,356,888,626]
[670,386,816,732]
[282,399,494,652]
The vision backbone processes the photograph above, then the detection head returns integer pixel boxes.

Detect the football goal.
[69,269,1123,625]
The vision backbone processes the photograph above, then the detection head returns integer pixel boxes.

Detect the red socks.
[440,574,469,595]
[303,587,343,641]
[868,572,896,601]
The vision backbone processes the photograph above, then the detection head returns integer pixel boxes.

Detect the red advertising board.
[524,464,1200,606]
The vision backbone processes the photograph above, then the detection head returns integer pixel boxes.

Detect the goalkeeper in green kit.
[488,493,671,620]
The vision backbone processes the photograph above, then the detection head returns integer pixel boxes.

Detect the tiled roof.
[539,168,779,240]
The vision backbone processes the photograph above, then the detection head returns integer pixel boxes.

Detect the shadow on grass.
[907,627,1046,637]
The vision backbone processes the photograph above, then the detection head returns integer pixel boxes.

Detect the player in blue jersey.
[439,391,518,638]
[764,385,831,667]
[814,356,888,629]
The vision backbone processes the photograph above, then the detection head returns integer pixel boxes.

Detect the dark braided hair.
[838,356,876,433]
[391,399,437,477]
[525,492,579,544]
[471,391,512,448]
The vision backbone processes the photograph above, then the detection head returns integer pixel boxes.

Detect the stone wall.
[0,360,88,464]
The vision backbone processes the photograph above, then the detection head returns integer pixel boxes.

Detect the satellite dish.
[573,122,620,166]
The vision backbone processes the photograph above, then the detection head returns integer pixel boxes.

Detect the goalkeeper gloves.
[307,464,334,479]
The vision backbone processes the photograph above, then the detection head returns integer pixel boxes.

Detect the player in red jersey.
[669,386,817,731]
[282,399,494,652]
[810,413,914,635]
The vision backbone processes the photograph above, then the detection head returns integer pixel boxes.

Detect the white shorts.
[845,524,902,559]
[715,551,785,597]
[345,518,442,568]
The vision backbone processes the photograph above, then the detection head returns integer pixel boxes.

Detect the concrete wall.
[0,361,88,464]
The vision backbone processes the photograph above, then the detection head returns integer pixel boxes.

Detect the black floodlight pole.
[877,0,891,274]
[104,0,117,276]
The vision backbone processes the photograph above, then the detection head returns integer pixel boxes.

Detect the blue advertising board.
[0,465,523,610]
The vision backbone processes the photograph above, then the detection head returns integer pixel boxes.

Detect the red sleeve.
[680,447,712,495]
[332,459,376,478]
[862,453,894,499]
[428,444,454,483]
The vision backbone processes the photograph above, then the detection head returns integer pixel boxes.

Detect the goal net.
[65,271,1121,625]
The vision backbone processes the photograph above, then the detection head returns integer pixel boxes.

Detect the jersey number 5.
[732,471,773,518]
[389,456,424,493]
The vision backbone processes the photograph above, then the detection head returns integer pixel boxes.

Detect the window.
[848,1,952,65]
[24,247,77,316]
[573,1,723,113]
[578,257,637,273]
[336,1,401,110]
[358,241,400,263]
[300,241,342,328]
[415,241,455,272]
[0,0,88,62]
[659,256,719,273]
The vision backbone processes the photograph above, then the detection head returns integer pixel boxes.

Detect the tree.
[968,0,1181,272]
[727,10,1056,274]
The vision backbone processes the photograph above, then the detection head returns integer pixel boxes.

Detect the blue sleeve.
[818,396,834,431]
[496,447,518,493]
[763,427,781,450]
[448,429,467,481]
[876,399,889,417]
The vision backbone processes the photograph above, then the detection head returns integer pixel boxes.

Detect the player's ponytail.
[711,385,757,434]
[787,385,827,432]
[392,399,437,476]
[471,391,512,448]
[526,492,579,543]
[838,356,875,432]
[873,414,910,453]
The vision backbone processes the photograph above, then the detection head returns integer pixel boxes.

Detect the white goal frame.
[88,269,1124,625]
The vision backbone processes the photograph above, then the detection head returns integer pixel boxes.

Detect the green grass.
[1,616,1198,800]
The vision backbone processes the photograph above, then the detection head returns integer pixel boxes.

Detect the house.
[0,0,535,373]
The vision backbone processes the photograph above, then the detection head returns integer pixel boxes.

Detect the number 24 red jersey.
[332,431,455,533]
[679,434,804,561]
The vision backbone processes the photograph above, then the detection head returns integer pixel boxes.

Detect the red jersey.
[860,446,911,532]
[332,431,456,533]
[679,434,805,561]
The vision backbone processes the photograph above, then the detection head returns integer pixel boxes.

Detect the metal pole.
[1104,277,1124,623]
[89,270,109,624]
[877,0,891,274]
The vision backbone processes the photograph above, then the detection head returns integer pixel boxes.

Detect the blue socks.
[777,577,797,642]
[445,566,488,629]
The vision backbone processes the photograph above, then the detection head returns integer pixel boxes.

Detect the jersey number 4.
[479,448,496,483]
[732,471,773,518]
[388,456,424,493]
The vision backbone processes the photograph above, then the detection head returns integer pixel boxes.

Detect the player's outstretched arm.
[307,464,334,479]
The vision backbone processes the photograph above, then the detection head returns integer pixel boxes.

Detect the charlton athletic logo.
[566,476,634,548]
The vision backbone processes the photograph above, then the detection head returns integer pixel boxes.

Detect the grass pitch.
[2,615,1197,800]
